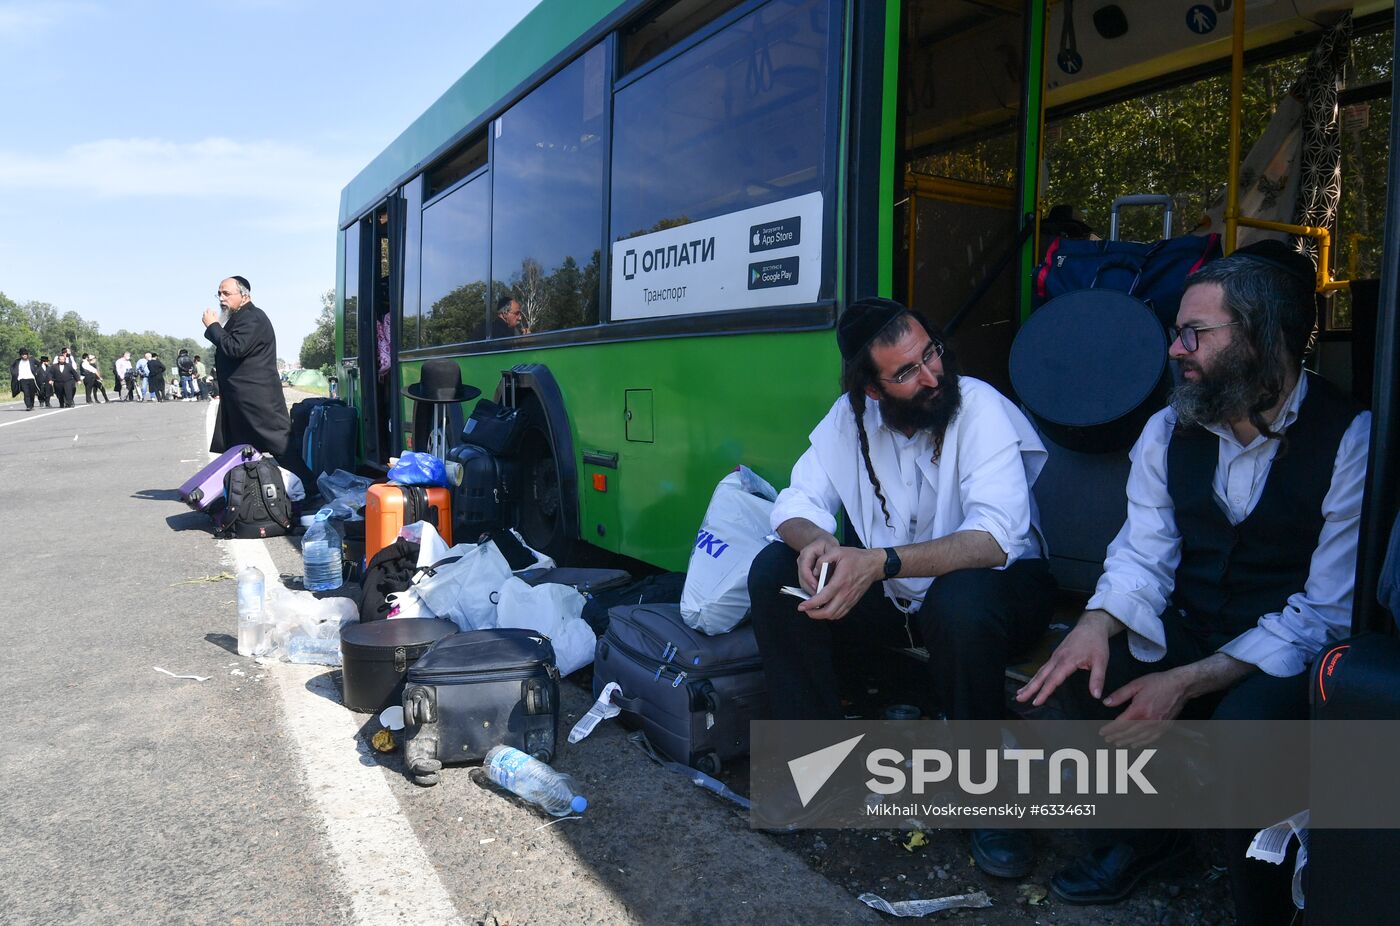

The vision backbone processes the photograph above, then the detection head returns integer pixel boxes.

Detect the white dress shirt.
[771,377,1048,612]
[16,360,34,381]
[1088,375,1371,676]
[115,357,131,380]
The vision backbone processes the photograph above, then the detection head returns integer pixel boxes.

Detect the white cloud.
[0,136,354,205]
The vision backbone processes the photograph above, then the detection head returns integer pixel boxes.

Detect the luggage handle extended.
[1109,194,1174,242]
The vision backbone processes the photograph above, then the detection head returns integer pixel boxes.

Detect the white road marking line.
[224,538,465,926]
[0,405,88,428]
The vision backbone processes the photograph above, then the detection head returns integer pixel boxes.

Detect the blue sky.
[0,0,541,360]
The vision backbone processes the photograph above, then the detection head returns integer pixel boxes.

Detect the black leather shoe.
[1050,832,1189,904]
[970,828,1033,878]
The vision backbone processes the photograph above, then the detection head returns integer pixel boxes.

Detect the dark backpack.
[214,454,294,538]
[359,538,422,622]
[177,355,195,375]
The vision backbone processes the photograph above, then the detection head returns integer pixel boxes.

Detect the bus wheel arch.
[496,363,579,564]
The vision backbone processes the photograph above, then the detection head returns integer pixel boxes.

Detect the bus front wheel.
[516,396,572,565]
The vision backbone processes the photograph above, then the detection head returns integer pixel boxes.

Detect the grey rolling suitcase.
[401,629,559,787]
[593,603,764,775]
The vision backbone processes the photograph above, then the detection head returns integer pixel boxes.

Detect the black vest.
[1167,373,1359,648]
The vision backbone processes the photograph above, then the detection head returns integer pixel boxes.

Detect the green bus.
[335,0,1398,629]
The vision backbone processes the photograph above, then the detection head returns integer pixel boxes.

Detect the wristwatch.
[882,547,902,579]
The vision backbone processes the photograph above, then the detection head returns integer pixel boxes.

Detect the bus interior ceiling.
[896,0,1393,406]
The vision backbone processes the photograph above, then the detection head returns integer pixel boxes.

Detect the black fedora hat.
[402,359,481,404]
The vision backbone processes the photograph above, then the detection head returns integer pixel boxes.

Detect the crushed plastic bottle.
[303,508,344,592]
[236,566,266,656]
[483,745,588,816]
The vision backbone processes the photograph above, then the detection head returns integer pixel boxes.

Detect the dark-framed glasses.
[885,339,945,385]
[1169,321,1239,352]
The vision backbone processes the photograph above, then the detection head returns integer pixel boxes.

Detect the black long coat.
[9,358,38,396]
[205,302,291,455]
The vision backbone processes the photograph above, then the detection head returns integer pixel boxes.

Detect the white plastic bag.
[495,577,595,676]
[402,543,513,632]
[259,587,357,663]
[680,466,778,635]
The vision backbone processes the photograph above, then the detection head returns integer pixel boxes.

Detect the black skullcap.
[837,297,908,362]
[1231,239,1316,283]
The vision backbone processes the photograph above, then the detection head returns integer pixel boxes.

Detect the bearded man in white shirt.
[749,297,1055,876]
[1018,241,1369,921]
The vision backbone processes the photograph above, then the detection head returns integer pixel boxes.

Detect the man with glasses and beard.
[1017,241,1370,922]
[748,297,1055,874]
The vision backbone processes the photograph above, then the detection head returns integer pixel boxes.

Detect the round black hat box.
[1009,288,1171,454]
[340,618,457,713]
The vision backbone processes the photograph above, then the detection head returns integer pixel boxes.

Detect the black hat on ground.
[1230,239,1316,283]
[837,297,909,362]
[402,359,481,404]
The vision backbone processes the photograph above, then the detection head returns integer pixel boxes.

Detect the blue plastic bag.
[388,451,449,487]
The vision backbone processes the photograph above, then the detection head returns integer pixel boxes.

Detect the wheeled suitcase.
[179,444,259,510]
[593,603,764,775]
[401,629,560,786]
[339,617,457,713]
[365,482,452,566]
[304,402,358,482]
[287,398,344,485]
[447,442,515,542]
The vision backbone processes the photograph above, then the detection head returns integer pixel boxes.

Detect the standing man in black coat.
[10,348,40,410]
[50,349,79,408]
[201,276,291,457]
[146,353,168,401]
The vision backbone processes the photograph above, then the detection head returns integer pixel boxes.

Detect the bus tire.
[501,365,578,565]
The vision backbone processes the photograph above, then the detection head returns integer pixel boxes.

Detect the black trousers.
[748,541,1056,722]
[59,381,76,407]
[17,380,36,409]
[1055,612,1310,925]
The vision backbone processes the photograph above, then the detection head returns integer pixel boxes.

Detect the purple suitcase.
[179,444,260,511]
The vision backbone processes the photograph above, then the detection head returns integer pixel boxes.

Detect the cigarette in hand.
[817,561,829,594]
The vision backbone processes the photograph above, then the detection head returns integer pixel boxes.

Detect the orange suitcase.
[365,483,452,566]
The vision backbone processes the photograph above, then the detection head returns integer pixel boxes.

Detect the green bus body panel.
[398,333,841,571]
[340,0,628,227]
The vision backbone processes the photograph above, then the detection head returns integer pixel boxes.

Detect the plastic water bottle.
[236,566,265,656]
[303,508,344,592]
[285,634,342,666]
[483,745,588,816]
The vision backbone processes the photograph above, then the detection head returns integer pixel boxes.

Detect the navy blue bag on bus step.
[1034,233,1221,327]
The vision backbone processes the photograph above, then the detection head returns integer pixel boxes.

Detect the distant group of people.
[9,346,215,410]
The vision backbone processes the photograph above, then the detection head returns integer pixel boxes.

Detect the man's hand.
[202,308,219,328]
[1098,669,1193,747]
[794,534,841,594]
[798,546,881,622]
[1016,609,1122,706]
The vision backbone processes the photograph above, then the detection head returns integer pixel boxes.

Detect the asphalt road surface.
[0,393,879,926]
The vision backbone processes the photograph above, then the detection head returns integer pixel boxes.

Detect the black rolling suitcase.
[447,442,515,542]
[304,402,358,481]
[593,603,764,775]
[287,398,345,485]
[401,629,560,786]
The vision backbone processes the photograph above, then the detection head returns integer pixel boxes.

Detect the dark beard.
[879,371,962,440]
[1170,336,1264,429]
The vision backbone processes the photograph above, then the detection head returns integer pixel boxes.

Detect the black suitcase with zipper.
[401,629,559,786]
[593,603,764,775]
[447,442,516,543]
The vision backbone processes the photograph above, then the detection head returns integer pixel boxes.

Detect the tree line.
[1,291,204,390]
